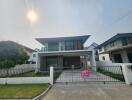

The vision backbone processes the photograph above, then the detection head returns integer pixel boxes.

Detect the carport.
[36,50,96,71]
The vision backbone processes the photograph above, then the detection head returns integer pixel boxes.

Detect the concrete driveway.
[40,70,131,100]
[41,83,132,100]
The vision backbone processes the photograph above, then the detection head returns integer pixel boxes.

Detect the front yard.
[0,84,49,99]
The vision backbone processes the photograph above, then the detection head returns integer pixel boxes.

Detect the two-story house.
[35,35,96,71]
[97,33,132,63]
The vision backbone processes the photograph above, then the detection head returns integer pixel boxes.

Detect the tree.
[0,41,29,68]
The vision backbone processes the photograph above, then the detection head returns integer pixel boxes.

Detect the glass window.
[48,42,59,51]
[102,56,105,61]
[122,38,128,46]
[65,41,74,50]
[33,54,36,57]
[128,37,132,44]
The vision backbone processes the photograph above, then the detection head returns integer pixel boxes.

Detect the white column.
[35,52,40,73]
[122,64,132,85]
[121,50,129,63]
[59,42,61,51]
[50,66,54,85]
[91,50,96,66]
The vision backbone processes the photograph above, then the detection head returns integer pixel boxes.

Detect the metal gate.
[55,66,125,84]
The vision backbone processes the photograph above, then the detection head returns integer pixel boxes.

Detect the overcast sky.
[0,0,132,49]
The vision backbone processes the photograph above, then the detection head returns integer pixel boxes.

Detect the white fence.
[0,64,36,76]
[96,61,132,85]
[0,67,54,85]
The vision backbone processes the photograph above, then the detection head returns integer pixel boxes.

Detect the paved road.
[41,83,132,100]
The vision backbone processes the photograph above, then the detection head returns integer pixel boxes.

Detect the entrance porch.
[36,50,95,71]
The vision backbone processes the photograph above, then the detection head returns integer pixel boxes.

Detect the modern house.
[35,35,96,71]
[97,33,132,63]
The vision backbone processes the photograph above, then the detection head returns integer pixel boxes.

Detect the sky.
[0,0,132,49]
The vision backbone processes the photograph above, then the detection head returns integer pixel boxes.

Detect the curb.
[32,85,53,100]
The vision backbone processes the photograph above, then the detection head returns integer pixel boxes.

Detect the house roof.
[22,46,36,53]
[35,35,90,45]
[96,33,132,48]
[84,42,98,50]
[18,44,36,53]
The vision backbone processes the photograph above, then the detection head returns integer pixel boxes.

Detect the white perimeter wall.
[0,67,54,85]
[0,77,50,84]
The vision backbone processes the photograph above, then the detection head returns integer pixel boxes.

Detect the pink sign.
[81,68,91,79]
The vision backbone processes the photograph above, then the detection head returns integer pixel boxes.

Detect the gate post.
[121,64,132,85]
[50,66,54,85]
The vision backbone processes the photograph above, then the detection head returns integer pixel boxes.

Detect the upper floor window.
[128,37,132,44]
[48,42,59,51]
[65,41,74,50]
[110,42,115,47]
[99,48,102,52]
[33,54,36,57]
[122,38,128,46]
[102,56,105,61]
[65,40,83,50]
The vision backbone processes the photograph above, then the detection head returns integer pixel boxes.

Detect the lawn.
[0,84,49,99]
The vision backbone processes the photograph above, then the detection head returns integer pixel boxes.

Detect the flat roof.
[38,49,92,56]
[96,33,132,48]
[36,35,90,45]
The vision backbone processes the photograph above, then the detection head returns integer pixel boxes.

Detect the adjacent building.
[97,33,132,63]
[35,35,96,71]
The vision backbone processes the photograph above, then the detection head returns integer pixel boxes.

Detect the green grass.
[0,84,49,99]
[97,68,125,82]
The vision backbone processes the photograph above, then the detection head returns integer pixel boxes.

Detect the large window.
[48,42,59,51]
[65,40,83,50]
[122,38,128,46]
[65,41,74,50]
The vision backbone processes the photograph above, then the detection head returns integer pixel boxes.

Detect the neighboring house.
[96,33,132,63]
[84,42,98,66]
[20,45,37,64]
[35,35,96,71]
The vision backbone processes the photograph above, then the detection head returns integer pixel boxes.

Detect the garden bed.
[97,68,125,82]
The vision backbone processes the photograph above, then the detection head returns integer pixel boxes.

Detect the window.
[65,41,74,50]
[48,42,59,51]
[102,56,105,61]
[99,48,102,52]
[122,38,128,46]
[33,54,36,57]
[128,37,132,44]
[110,42,115,47]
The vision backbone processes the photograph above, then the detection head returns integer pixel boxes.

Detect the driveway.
[41,83,132,100]
[40,70,132,100]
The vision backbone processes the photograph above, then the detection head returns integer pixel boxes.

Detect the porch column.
[121,50,129,63]
[58,56,63,68]
[90,50,96,66]
[35,52,40,72]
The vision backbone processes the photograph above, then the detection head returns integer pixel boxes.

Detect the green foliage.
[0,60,15,69]
[0,41,30,68]
[97,67,125,82]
